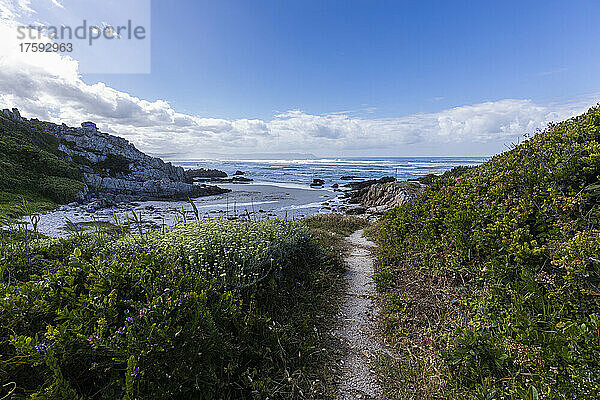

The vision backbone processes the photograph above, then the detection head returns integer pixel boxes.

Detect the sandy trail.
[334,229,384,399]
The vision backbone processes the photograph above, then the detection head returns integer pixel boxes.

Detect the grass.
[61,220,123,236]
[373,263,465,399]
[0,191,56,220]
[305,213,369,249]
[305,213,369,236]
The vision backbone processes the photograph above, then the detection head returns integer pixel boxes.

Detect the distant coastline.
[173,156,487,187]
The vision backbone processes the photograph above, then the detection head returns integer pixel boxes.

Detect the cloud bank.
[0,0,597,158]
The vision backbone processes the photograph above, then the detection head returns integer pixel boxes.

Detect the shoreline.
[17,183,343,237]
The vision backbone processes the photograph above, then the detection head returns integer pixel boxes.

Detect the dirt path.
[334,229,384,399]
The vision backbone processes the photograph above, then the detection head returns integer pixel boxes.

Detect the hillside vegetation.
[374,105,600,398]
[0,114,84,216]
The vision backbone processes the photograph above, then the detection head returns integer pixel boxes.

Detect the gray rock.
[28,114,232,202]
[310,178,325,187]
[357,181,426,213]
[2,108,24,122]
[185,168,227,182]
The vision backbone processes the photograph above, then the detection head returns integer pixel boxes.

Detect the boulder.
[185,168,227,183]
[82,173,229,202]
[357,181,426,213]
[86,198,116,212]
[310,178,325,187]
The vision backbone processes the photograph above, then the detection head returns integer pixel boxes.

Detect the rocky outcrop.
[344,177,397,205]
[344,179,426,215]
[185,168,228,183]
[2,109,229,202]
[2,108,24,122]
[82,173,227,203]
[208,176,253,183]
[42,121,186,183]
[345,176,395,191]
[187,170,253,184]
[359,181,425,212]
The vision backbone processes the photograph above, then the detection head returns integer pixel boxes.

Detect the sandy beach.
[23,183,342,237]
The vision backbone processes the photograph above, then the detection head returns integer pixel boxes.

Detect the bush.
[95,154,131,176]
[39,176,84,204]
[0,114,84,206]
[0,218,338,399]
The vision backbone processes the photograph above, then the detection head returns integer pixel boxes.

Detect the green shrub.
[305,213,369,236]
[0,114,84,207]
[39,176,84,204]
[0,218,338,399]
[95,154,131,176]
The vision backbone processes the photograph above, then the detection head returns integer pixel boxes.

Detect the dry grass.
[373,259,471,399]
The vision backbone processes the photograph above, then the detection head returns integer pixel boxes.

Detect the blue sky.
[1,0,599,158]
[88,0,600,120]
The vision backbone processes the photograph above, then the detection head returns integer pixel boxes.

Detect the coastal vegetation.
[6,100,600,399]
[0,114,84,212]
[0,207,366,398]
[373,105,600,398]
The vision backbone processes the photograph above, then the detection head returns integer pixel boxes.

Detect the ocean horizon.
[173,156,488,187]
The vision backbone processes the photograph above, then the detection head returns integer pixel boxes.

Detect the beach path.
[334,229,384,399]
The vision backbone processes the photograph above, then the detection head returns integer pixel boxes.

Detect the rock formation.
[2,108,24,122]
[344,178,426,215]
[3,108,229,203]
[358,181,425,212]
[185,168,228,183]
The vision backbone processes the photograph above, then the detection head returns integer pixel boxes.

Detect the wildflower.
[34,343,49,352]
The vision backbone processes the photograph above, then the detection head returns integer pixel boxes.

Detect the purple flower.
[34,343,49,352]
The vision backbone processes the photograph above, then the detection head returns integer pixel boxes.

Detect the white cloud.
[0,0,598,158]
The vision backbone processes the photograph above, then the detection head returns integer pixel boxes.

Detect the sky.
[1,0,599,159]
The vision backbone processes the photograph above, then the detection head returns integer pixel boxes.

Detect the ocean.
[174,157,488,187]
[27,157,488,237]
